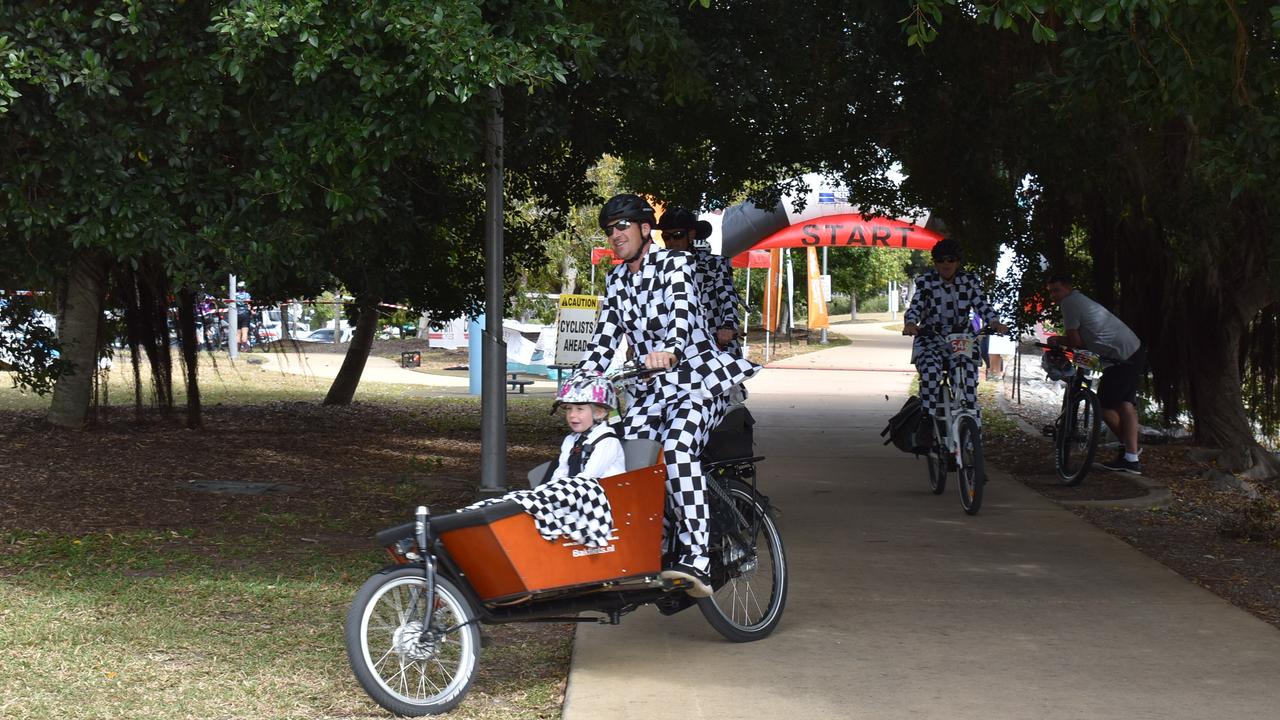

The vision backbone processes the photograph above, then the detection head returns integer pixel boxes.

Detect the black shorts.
[1098,346,1146,410]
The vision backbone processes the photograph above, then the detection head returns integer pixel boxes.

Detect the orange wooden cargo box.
[436,464,667,602]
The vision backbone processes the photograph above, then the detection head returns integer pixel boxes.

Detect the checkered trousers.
[463,475,615,548]
[623,384,723,574]
[915,348,980,416]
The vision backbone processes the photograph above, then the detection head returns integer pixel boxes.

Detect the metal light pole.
[480,86,507,493]
[227,274,238,360]
[820,247,828,344]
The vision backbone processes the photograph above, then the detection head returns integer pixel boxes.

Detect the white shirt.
[550,422,626,482]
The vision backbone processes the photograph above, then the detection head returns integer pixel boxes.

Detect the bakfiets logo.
[572,544,616,558]
[799,223,915,247]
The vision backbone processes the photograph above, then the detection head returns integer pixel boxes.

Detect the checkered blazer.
[579,246,758,398]
[692,251,741,333]
[904,270,999,362]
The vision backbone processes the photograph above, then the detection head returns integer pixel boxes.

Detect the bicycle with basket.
[1036,342,1108,486]
[343,361,787,716]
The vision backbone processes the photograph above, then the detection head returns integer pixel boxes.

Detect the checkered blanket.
[462,475,615,548]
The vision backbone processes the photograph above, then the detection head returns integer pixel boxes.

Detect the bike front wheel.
[1056,387,1101,486]
[345,567,481,717]
[957,415,985,515]
[698,478,788,642]
[927,442,948,495]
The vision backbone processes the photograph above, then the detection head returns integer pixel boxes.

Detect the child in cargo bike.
[462,371,624,550]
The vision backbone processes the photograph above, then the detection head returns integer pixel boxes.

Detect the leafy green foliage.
[0,296,64,394]
[896,1,1280,452]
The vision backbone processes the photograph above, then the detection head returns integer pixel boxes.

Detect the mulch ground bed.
[982,397,1280,628]
[0,401,561,539]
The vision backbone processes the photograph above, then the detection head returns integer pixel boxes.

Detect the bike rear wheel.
[1056,387,1101,486]
[346,567,480,716]
[957,415,985,515]
[698,478,788,642]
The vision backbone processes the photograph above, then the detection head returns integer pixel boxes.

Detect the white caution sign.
[554,294,601,366]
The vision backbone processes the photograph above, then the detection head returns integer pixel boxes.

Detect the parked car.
[298,326,353,343]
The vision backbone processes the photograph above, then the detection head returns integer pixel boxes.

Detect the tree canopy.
[2,1,1277,477]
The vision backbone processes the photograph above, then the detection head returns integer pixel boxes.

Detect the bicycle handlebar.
[1034,342,1119,366]
[913,327,999,339]
[604,359,666,383]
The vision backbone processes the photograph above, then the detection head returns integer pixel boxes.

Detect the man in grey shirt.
[1046,272,1147,474]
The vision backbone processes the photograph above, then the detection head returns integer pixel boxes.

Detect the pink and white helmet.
[554,370,616,410]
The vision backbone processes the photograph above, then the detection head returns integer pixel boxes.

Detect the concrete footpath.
[562,320,1280,720]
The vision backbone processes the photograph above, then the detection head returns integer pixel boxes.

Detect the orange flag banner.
[806,247,829,330]
[763,248,783,333]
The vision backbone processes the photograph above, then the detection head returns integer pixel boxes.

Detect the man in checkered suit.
[577,194,760,597]
[655,207,743,357]
[903,238,1008,434]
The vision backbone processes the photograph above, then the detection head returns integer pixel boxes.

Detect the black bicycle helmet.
[930,237,962,261]
[598,193,657,230]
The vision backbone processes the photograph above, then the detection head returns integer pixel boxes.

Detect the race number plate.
[946,334,972,356]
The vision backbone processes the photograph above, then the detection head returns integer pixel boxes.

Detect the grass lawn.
[1,359,572,720]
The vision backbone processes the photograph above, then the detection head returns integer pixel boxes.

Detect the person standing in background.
[235,281,252,351]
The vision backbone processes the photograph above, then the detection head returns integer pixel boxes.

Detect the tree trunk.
[47,252,109,429]
[323,300,380,406]
[1184,316,1280,480]
[138,266,173,415]
[562,253,578,296]
[1180,223,1280,481]
[279,302,291,341]
[176,288,203,429]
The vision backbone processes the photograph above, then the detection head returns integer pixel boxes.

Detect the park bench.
[507,373,533,393]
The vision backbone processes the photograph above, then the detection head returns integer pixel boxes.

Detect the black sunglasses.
[664,230,690,241]
[604,219,635,236]
[934,255,960,263]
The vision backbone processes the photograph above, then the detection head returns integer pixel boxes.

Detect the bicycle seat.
[623,439,662,470]
[526,461,552,488]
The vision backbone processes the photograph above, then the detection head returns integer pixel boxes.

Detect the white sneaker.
[659,564,713,598]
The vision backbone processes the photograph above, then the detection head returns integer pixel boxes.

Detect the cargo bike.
[344,364,788,716]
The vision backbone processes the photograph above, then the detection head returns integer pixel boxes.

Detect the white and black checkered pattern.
[624,385,720,574]
[905,270,999,414]
[579,246,758,397]
[691,251,742,356]
[577,245,758,574]
[463,475,615,548]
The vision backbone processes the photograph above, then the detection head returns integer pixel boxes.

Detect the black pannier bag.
[881,395,927,454]
[703,405,755,461]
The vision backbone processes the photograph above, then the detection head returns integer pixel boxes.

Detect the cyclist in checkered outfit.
[903,239,1008,430]
[578,194,759,597]
[655,207,743,357]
